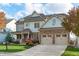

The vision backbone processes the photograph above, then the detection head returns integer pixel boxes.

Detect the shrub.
[32,40,39,44]
[25,38,34,46]
[5,33,13,43]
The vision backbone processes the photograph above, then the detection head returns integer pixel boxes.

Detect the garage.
[39,27,69,45]
[55,33,68,45]
[41,34,53,45]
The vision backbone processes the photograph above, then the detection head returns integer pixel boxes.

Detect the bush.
[32,40,39,44]
[5,33,14,43]
[25,39,34,46]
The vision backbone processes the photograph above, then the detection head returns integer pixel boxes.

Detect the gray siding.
[16,24,24,31]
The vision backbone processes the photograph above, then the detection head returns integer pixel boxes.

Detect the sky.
[0,3,78,20]
[0,3,78,31]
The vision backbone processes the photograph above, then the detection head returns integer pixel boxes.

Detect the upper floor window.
[34,23,39,28]
[26,23,28,26]
[52,19,56,25]
[26,23,28,27]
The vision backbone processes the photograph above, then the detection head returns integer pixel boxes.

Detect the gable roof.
[41,14,67,28]
[23,16,45,22]
[23,11,46,22]
[16,11,46,24]
[16,20,24,24]
[6,19,14,24]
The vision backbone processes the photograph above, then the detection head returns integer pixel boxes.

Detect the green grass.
[0,44,32,52]
[62,46,79,56]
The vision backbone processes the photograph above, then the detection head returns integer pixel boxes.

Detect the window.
[17,34,21,39]
[48,35,51,37]
[26,23,28,26]
[34,23,39,28]
[62,34,67,37]
[52,19,56,25]
[56,34,60,37]
[43,35,46,37]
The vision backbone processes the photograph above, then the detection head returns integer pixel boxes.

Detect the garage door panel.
[41,34,53,45]
[55,34,68,45]
[55,38,68,45]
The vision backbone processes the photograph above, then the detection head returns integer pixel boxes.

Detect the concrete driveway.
[0,45,67,56]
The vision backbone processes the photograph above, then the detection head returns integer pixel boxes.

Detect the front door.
[41,34,53,45]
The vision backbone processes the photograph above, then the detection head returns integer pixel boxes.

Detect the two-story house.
[14,11,69,45]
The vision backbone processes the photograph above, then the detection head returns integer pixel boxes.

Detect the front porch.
[13,29,32,43]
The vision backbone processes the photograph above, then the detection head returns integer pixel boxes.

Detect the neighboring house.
[14,11,69,45]
[6,19,16,32]
[0,19,16,43]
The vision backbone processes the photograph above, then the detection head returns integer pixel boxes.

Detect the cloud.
[24,3,34,14]
[0,3,11,7]
[24,3,44,14]
[14,3,24,6]
[14,10,29,20]
[23,3,73,15]
[5,14,14,19]
[0,9,5,12]
[33,3,43,13]
[0,3,74,20]
[41,3,73,14]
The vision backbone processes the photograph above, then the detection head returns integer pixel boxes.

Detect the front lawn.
[62,46,79,56]
[0,44,33,52]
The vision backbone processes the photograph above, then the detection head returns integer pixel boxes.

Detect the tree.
[5,33,13,51]
[0,12,6,29]
[62,7,79,47]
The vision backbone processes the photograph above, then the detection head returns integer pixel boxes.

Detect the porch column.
[28,32,29,39]
[20,33,24,43]
[21,33,24,39]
